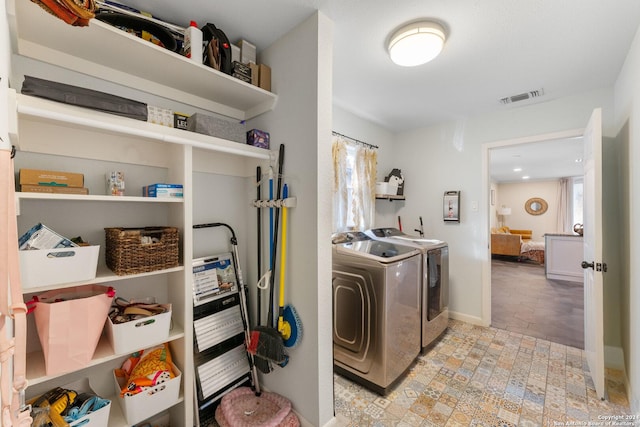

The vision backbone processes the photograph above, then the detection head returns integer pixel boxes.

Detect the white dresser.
[544,233,584,283]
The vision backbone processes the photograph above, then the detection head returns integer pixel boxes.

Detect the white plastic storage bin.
[20,245,100,288]
[63,377,111,427]
[113,363,182,426]
[106,304,172,354]
[375,182,398,196]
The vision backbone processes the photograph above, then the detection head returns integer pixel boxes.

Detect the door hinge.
[596,263,607,272]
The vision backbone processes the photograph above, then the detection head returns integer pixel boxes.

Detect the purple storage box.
[246,129,270,149]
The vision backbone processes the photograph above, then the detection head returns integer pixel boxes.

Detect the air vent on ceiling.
[499,88,545,105]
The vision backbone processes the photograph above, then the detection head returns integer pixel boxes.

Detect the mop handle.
[269,174,274,266]
[278,184,288,311]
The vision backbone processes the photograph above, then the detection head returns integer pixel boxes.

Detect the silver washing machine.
[366,228,449,351]
[332,231,421,394]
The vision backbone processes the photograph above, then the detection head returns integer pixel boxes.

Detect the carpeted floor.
[333,319,630,426]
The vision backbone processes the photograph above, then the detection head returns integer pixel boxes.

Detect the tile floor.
[333,319,630,426]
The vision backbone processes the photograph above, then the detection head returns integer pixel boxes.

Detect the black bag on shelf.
[202,23,232,75]
[95,10,179,52]
[21,75,148,121]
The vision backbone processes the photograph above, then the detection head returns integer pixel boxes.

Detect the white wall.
[614,23,640,415]
[496,180,561,240]
[390,88,615,323]
[250,12,334,426]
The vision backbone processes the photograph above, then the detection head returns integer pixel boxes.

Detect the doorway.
[483,130,586,348]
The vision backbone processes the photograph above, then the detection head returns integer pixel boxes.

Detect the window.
[343,144,357,230]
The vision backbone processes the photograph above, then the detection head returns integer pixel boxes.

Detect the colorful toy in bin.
[117,343,176,398]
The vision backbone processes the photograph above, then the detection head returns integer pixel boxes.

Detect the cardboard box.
[143,183,183,198]
[187,113,246,143]
[106,304,172,354]
[147,105,174,127]
[259,64,271,91]
[174,112,189,130]
[20,184,89,195]
[63,377,111,427]
[246,129,270,149]
[19,168,84,188]
[20,245,100,288]
[249,63,259,86]
[114,363,182,426]
[238,39,256,64]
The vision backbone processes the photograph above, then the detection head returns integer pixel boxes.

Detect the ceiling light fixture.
[388,20,446,67]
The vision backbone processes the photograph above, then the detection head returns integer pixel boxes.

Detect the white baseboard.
[296,411,314,427]
[322,414,352,426]
[604,345,626,370]
[448,310,485,326]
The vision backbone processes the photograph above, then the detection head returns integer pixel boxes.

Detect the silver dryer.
[366,228,449,351]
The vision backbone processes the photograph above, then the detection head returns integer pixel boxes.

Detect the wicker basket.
[105,227,179,275]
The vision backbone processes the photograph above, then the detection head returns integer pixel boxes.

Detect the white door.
[582,108,606,400]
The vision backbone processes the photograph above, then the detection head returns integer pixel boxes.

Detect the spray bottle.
[184,20,202,63]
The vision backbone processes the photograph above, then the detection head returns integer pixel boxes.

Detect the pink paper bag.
[32,285,115,376]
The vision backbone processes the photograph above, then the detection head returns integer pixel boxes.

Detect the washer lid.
[334,237,419,262]
[366,228,446,248]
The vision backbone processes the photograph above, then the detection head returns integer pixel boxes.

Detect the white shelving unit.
[9,89,270,425]
[6,0,278,121]
[5,1,276,421]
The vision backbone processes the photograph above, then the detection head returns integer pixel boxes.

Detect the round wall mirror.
[525,197,548,215]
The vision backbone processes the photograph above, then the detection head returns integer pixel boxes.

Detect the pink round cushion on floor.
[215,387,300,427]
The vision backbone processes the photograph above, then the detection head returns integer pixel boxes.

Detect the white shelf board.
[375,194,406,201]
[17,192,184,203]
[26,324,185,386]
[20,265,185,295]
[7,0,277,120]
[14,93,271,160]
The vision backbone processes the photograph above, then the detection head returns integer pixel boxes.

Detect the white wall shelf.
[7,0,278,121]
[25,325,186,387]
[10,93,271,161]
[16,192,185,203]
[376,194,406,201]
[20,266,185,295]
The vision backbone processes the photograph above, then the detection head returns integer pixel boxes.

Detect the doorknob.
[581,261,594,269]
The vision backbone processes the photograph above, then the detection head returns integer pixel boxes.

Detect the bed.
[520,239,545,264]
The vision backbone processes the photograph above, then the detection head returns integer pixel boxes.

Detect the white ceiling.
[490,137,584,183]
[114,0,640,179]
